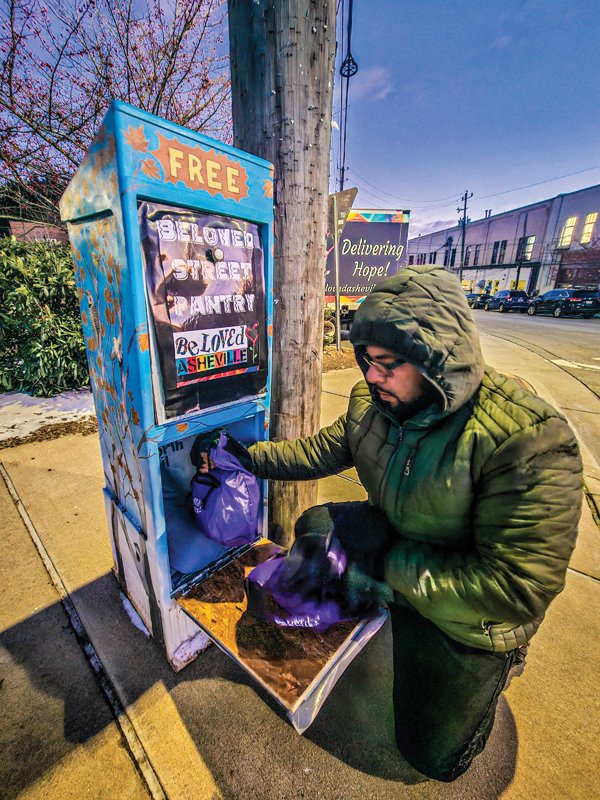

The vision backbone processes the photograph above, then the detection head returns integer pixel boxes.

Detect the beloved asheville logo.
[175,325,249,377]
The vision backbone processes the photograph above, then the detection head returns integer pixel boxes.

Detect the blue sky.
[330,0,600,236]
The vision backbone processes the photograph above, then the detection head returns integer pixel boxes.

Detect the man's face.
[363,345,431,415]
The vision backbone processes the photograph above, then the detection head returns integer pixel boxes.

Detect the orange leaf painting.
[131,408,140,426]
[141,158,161,180]
[138,333,149,352]
[87,337,97,352]
[263,179,273,198]
[176,423,189,433]
[267,324,273,337]
[124,124,149,152]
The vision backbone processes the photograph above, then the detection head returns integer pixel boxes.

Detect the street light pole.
[457,189,473,285]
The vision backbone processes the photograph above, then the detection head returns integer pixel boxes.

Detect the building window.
[581,212,598,244]
[430,251,437,264]
[464,246,471,267]
[408,255,414,265]
[498,240,507,264]
[473,244,480,266]
[450,248,457,267]
[516,235,536,261]
[443,249,449,267]
[491,241,499,264]
[559,217,577,247]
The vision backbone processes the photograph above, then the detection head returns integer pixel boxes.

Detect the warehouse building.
[407,183,600,294]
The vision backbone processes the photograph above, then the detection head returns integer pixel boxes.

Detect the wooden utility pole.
[228,0,336,546]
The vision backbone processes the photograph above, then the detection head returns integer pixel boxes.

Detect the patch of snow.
[120,591,150,638]
[0,389,95,441]
[171,630,212,671]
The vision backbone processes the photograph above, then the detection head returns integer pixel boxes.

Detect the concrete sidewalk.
[1,341,600,799]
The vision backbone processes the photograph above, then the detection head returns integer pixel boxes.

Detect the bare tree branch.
[0,0,232,222]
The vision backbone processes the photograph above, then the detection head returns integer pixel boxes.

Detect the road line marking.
[551,359,600,371]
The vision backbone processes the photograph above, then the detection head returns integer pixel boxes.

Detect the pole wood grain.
[228,0,336,545]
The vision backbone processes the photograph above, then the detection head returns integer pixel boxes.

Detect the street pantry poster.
[139,202,267,419]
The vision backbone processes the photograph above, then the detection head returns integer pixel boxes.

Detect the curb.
[0,461,167,800]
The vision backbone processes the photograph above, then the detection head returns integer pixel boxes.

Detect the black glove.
[190,430,253,472]
[290,503,395,616]
[342,562,393,614]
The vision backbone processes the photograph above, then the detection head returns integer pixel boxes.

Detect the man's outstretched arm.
[249,414,354,481]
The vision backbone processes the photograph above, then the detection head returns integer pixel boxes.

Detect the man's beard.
[372,383,440,423]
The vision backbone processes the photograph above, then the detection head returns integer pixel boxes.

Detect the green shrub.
[0,236,89,396]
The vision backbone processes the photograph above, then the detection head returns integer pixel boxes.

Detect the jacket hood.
[350,265,485,422]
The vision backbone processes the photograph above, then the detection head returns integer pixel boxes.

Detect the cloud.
[409,218,457,238]
[349,66,393,102]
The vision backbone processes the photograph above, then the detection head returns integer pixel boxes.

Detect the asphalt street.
[474,311,600,466]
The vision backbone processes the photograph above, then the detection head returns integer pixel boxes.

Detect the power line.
[348,173,462,211]
[348,161,600,211]
[350,179,404,207]
[476,165,600,200]
[347,167,461,204]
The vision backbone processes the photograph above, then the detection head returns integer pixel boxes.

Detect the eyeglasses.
[360,352,406,375]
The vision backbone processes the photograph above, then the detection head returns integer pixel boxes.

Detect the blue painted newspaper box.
[61,102,386,732]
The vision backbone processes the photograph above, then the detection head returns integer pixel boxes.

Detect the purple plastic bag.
[191,431,259,547]
[246,532,358,631]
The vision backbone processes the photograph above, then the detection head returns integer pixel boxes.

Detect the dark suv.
[527,289,600,318]
[484,290,530,313]
[466,292,491,309]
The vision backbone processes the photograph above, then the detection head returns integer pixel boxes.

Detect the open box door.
[176,539,388,733]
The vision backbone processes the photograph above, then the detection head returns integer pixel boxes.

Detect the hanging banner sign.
[325,210,410,300]
[139,201,267,418]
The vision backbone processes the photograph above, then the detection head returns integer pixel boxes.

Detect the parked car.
[527,288,600,318]
[466,292,491,309]
[484,290,530,313]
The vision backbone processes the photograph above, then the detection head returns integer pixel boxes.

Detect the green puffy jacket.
[249,265,583,652]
